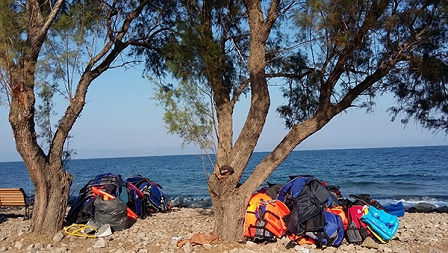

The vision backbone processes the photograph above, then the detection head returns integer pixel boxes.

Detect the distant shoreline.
[2,144,447,163]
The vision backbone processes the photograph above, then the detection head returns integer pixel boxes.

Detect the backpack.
[326,206,348,230]
[244,193,290,242]
[344,203,371,243]
[65,173,128,225]
[305,210,345,247]
[349,194,385,210]
[323,183,344,206]
[257,182,283,200]
[124,182,148,219]
[125,175,170,213]
[277,175,332,237]
[65,173,142,225]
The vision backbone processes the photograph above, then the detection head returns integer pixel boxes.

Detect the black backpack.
[277,176,332,236]
[65,173,132,225]
[348,194,385,210]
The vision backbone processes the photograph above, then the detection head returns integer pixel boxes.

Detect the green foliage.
[383,2,448,132]
[144,0,448,143]
[152,78,216,152]
[35,83,56,150]
[145,0,249,153]
[0,0,26,58]
[273,0,448,133]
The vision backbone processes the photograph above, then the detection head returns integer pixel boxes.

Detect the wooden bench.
[0,188,30,219]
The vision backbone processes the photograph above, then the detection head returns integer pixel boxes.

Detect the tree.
[0,0,175,234]
[150,0,448,241]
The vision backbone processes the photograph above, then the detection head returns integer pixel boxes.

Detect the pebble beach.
[0,206,447,253]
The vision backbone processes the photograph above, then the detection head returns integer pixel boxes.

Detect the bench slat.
[0,187,30,219]
[0,188,28,207]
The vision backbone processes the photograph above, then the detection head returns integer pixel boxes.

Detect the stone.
[52,247,68,253]
[182,242,193,253]
[14,241,23,250]
[203,243,213,250]
[245,241,257,247]
[361,237,379,249]
[93,238,108,248]
[416,203,437,212]
[52,231,65,242]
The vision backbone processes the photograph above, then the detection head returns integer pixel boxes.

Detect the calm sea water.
[1,145,447,208]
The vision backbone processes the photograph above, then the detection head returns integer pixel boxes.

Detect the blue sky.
[0,66,446,162]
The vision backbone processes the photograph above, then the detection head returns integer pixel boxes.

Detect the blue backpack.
[305,210,345,247]
[125,175,170,213]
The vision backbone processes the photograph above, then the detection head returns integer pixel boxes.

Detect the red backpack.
[345,205,371,243]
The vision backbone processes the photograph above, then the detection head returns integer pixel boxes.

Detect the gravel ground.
[0,206,447,253]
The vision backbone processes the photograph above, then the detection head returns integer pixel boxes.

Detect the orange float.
[91,186,138,220]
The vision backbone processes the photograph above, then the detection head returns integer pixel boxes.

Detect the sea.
[1,145,447,209]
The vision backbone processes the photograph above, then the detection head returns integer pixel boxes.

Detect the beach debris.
[176,232,218,247]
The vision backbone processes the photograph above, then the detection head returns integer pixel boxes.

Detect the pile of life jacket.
[64,173,171,232]
[243,175,401,248]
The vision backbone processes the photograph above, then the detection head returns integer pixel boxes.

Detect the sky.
[0,66,446,162]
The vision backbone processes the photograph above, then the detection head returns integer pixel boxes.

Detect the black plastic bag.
[93,196,129,231]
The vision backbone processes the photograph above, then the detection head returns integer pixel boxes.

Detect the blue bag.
[305,210,344,247]
[384,201,405,217]
[126,175,170,213]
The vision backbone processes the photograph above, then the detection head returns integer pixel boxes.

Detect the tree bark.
[29,163,72,233]
[207,0,279,241]
[209,175,250,242]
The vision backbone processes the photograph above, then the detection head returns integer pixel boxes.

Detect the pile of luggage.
[64,173,171,237]
[244,175,403,248]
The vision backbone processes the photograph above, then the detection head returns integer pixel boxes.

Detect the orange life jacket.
[287,234,316,245]
[244,193,290,239]
[326,206,348,230]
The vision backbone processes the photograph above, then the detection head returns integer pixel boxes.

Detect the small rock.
[294,245,310,253]
[245,241,257,247]
[361,237,379,249]
[183,242,193,253]
[93,238,108,248]
[34,242,44,250]
[26,243,34,250]
[52,231,65,242]
[53,247,68,253]
[203,243,213,250]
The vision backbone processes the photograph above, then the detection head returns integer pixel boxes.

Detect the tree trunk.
[10,87,73,234]
[30,163,72,233]
[209,176,251,242]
